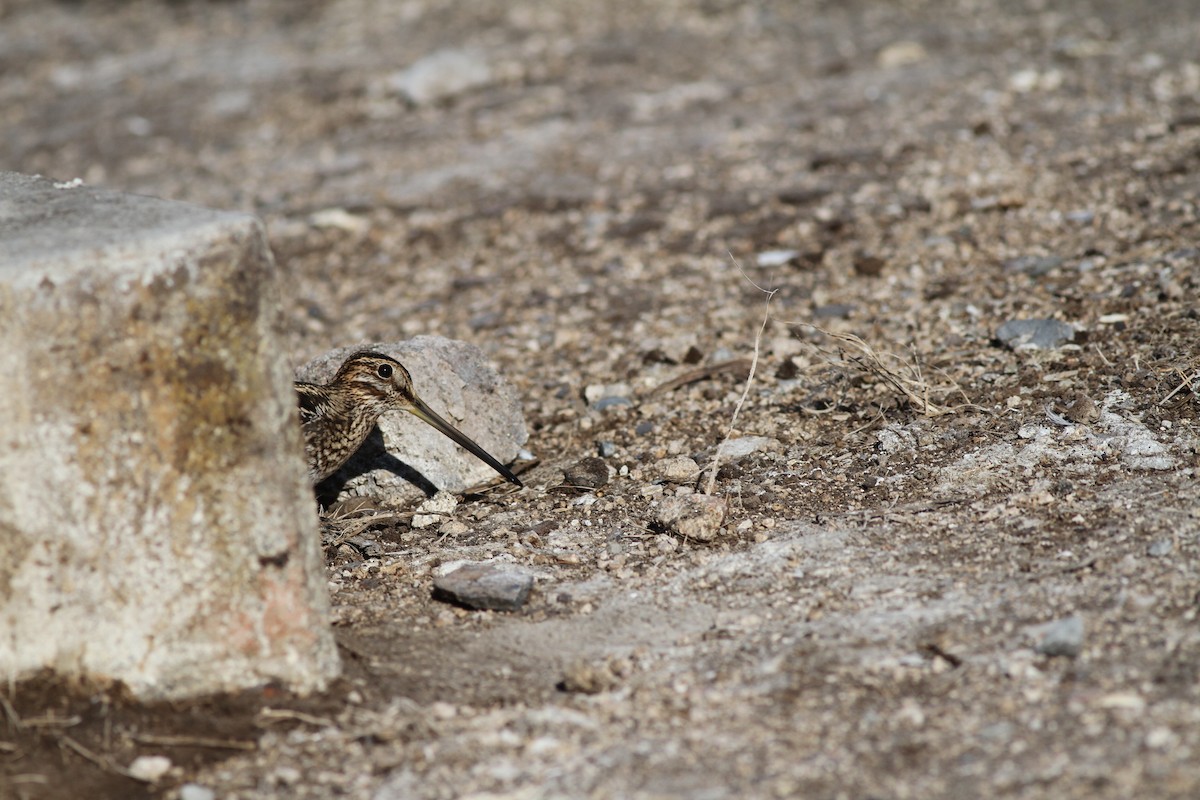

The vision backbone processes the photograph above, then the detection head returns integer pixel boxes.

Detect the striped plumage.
[295,351,521,487]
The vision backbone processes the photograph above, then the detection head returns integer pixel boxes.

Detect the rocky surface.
[2,0,1199,798]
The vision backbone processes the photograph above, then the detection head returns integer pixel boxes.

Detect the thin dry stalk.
[705,257,775,496]
[130,732,257,750]
[258,707,339,728]
[788,322,970,417]
[58,734,133,779]
[1159,367,1199,407]
[326,512,410,548]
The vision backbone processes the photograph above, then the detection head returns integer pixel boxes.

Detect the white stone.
[128,755,172,783]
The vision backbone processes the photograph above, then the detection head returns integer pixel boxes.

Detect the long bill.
[407,397,523,487]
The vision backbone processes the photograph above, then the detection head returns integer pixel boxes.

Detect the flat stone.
[432,562,534,611]
[716,436,781,461]
[0,172,337,698]
[296,337,527,506]
[995,318,1076,350]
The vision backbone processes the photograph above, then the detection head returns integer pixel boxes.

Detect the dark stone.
[1003,255,1063,276]
[564,456,610,489]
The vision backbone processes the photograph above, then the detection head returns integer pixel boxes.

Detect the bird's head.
[329,349,522,487]
[334,352,418,412]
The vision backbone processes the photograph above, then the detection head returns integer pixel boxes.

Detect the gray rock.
[716,436,781,461]
[597,440,618,458]
[296,337,527,505]
[812,303,855,319]
[0,172,338,699]
[1147,538,1174,557]
[995,318,1076,350]
[387,48,492,105]
[433,562,534,611]
[1003,255,1063,276]
[1034,614,1085,658]
[564,456,610,489]
[593,396,633,411]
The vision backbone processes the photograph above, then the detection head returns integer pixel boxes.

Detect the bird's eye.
[376,364,393,379]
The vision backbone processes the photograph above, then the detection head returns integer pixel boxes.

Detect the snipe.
[295,351,522,487]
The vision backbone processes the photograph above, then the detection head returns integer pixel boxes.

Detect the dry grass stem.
[130,733,258,750]
[787,322,973,417]
[706,257,775,496]
[1159,367,1199,407]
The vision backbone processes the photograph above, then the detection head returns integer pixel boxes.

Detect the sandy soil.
[2,0,1199,798]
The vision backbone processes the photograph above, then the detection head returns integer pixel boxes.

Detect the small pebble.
[564,456,610,489]
[655,455,699,483]
[432,562,534,611]
[439,520,469,537]
[593,396,632,411]
[755,249,799,268]
[597,440,617,458]
[1034,614,1084,658]
[128,755,172,783]
[559,658,625,694]
[812,303,854,319]
[584,382,632,405]
[1147,538,1174,557]
[655,494,727,542]
[387,48,492,105]
[180,785,217,800]
[1064,393,1100,424]
[1003,255,1063,276]
[413,492,458,529]
[877,40,928,67]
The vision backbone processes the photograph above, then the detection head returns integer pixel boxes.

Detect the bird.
[295,351,522,488]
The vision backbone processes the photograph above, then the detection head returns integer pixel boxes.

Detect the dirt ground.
[3,0,1200,797]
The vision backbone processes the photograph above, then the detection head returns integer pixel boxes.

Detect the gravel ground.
[3,1,1199,798]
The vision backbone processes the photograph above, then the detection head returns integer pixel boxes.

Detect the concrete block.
[0,172,338,698]
[296,337,527,506]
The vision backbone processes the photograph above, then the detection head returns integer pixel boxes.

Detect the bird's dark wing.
[295,382,329,426]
